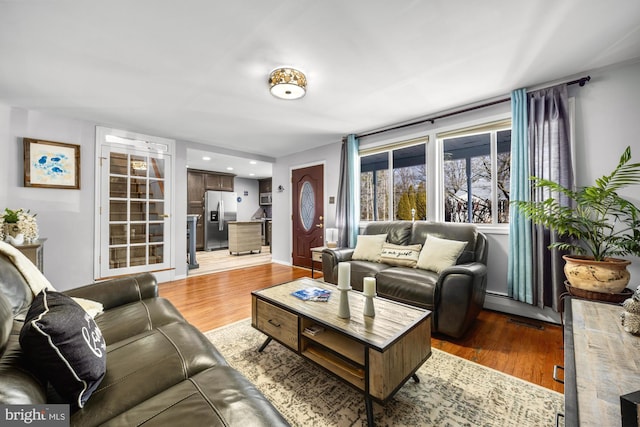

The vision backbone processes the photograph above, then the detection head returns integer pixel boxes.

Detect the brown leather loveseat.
[322,221,488,338]
[0,252,288,426]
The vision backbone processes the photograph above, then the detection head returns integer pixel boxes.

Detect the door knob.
[161,214,170,218]
[319,216,324,220]
[316,224,324,228]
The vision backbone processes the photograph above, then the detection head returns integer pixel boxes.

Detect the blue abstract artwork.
[26,140,78,188]
[34,153,69,176]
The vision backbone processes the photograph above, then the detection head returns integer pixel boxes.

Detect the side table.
[14,238,47,272]
[310,246,326,278]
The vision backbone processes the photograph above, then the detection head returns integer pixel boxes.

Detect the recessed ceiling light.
[227,167,234,171]
[202,156,211,161]
[250,161,257,165]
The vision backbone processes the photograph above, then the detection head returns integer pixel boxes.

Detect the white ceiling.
[1,1,640,178]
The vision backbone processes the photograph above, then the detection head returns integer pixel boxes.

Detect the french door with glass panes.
[98,146,172,279]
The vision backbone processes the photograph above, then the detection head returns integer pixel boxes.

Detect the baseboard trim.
[483,293,561,324]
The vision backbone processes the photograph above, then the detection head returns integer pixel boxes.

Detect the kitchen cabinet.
[259,178,272,194]
[206,173,235,191]
[187,171,206,250]
[187,169,236,250]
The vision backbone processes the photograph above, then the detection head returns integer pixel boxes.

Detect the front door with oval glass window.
[292,164,324,268]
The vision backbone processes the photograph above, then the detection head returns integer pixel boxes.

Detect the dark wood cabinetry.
[206,173,234,191]
[187,169,236,250]
[187,171,206,250]
[258,178,272,194]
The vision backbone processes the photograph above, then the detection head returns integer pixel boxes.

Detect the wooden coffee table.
[251,278,432,427]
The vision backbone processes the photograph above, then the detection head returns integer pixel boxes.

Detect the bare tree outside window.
[360,143,426,222]
[443,128,511,224]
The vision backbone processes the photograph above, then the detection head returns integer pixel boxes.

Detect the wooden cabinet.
[206,173,235,191]
[259,178,272,194]
[187,169,236,249]
[187,171,206,250]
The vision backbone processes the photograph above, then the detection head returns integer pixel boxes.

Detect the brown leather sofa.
[0,253,288,426]
[322,221,488,338]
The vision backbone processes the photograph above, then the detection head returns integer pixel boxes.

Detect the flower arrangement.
[1,208,39,242]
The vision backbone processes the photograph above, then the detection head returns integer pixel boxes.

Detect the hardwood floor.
[159,263,564,393]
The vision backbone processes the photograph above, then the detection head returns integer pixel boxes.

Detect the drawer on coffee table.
[255,300,298,350]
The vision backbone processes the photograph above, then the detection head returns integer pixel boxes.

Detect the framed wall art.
[23,138,81,189]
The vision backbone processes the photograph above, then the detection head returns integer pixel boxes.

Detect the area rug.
[205,319,564,427]
[189,246,272,276]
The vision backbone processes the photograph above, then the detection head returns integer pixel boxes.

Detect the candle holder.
[338,287,351,319]
[363,294,376,317]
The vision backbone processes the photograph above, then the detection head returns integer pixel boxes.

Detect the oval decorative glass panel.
[300,181,315,231]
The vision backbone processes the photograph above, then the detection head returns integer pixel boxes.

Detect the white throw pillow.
[380,243,422,267]
[351,234,387,262]
[416,235,467,273]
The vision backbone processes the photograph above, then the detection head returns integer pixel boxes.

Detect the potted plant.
[513,146,640,294]
[1,208,22,238]
[0,208,39,243]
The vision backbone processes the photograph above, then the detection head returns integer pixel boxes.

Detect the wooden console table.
[564,297,640,426]
[14,238,47,272]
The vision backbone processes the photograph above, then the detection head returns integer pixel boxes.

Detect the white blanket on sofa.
[0,241,103,317]
[0,241,54,294]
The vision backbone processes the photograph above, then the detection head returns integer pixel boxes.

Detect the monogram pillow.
[19,289,107,410]
[380,243,422,267]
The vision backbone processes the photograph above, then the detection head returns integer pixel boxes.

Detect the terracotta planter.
[563,255,631,294]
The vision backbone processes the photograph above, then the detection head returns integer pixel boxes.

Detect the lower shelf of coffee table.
[302,343,365,390]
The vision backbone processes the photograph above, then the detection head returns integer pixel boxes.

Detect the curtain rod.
[356,75,591,139]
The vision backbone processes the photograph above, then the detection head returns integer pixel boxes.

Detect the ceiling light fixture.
[269,67,307,100]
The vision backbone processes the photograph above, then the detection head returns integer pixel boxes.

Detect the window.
[440,121,511,224]
[360,140,427,221]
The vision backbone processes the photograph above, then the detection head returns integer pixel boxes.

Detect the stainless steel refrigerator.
[204,191,237,250]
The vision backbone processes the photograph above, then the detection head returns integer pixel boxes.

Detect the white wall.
[234,177,260,221]
[574,59,640,281]
[0,107,97,289]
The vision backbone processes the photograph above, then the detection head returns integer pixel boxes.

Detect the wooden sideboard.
[564,297,640,426]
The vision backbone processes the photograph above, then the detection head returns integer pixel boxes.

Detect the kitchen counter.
[228,221,262,255]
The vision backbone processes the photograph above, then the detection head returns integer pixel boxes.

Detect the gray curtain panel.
[528,84,574,311]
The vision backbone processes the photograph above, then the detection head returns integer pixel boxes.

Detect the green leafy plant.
[2,208,21,223]
[513,146,640,261]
